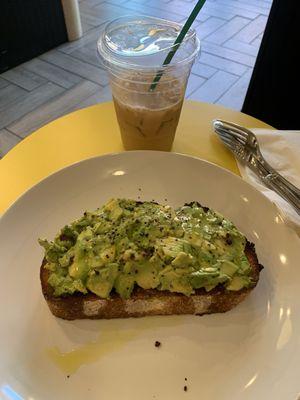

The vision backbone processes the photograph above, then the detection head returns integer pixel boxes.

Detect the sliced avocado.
[48,273,87,296]
[68,259,89,281]
[86,274,112,298]
[226,276,249,291]
[159,269,194,296]
[156,237,185,258]
[77,226,93,244]
[171,251,194,267]
[100,245,116,263]
[219,260,239,277]
[40,198,252,298]
[111,206,123,221]
[104,198,123,220]
[98,263,119,280]
[86,263,118,298]
[135,262,159,290]
[189,270,220,289]
[238,255,251,274]
[59,249,75,268]
[174,266,194,276]
[38,238,67,263]
[68,229,96,279]
[94,219,113,234]
[114,273,135,299]
[123,261,134,274]
[44,262,56,272]
[203,275,229,291]
[122,248,140,262]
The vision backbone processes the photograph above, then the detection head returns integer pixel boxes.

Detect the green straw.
[150,0,207,91]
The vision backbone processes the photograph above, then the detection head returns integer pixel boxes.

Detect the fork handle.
[258,158,300,199]
[255,159,300,215]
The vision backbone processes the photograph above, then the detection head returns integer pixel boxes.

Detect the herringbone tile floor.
[0,0,272,156]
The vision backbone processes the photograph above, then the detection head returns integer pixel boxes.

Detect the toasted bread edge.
[40,241,263,320]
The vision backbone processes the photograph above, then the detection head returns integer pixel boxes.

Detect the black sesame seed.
[225,233,233,245]
[184,386,187,392]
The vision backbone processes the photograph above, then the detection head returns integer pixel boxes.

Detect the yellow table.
[0,100,271,214]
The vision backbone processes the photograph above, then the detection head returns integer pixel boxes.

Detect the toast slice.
[40,241,263,320]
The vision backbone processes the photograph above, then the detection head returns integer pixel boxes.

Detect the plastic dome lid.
[97,15,200,71]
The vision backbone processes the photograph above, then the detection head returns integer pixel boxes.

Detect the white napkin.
[236,129,300,236]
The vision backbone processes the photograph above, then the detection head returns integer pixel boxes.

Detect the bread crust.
[40,242,263,320]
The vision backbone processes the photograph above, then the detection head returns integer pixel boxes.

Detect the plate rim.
[0,150,283,224]
[1,151,300,399]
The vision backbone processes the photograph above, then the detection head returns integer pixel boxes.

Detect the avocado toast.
[39,199,263,320]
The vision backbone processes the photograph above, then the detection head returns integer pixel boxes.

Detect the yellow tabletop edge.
[0,101,273,215]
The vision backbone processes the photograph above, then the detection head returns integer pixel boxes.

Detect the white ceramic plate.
[0,151,299,400]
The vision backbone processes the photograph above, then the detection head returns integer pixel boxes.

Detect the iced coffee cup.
[97,16,200,151]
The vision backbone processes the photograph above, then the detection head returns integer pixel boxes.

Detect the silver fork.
[213,119,300,215]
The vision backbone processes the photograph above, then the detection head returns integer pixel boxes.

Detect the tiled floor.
[0,0,272,157]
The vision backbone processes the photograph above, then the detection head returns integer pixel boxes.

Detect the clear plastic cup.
[97,16,200,151]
